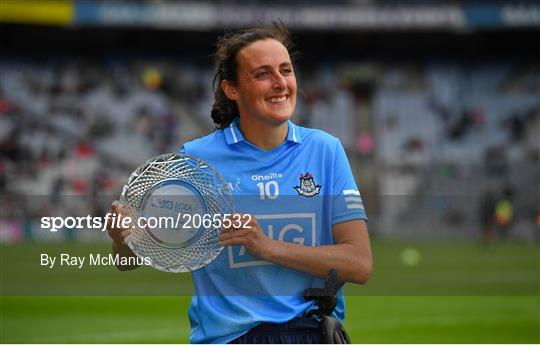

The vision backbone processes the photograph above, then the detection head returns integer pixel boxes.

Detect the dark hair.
[211,22,295,129]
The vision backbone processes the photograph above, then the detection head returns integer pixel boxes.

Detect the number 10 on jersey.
[256,181,279,200]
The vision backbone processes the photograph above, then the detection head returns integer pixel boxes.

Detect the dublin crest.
[294,172,321,197]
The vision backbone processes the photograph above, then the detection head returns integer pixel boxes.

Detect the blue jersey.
[180,118,367,344]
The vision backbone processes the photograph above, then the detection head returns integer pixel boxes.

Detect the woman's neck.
[238,118,288,151]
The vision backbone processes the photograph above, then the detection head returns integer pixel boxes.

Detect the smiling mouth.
[266,95,288,104]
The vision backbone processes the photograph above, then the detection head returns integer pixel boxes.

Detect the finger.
[118,229,131,238]
[111,200,130,215]
[107,213,132,235]
[111,203,127,217]
[239,215,258,229]
[221,216,249,232]
[110,228,131,244]
[232,213,251,224]
[221,223,234,233]
[106,214,117,233]
[114,207,130,218]
[220,237,245,247]
[220,228,251,241]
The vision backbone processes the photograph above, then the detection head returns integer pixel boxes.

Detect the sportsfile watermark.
[40,213,252,232]
[2,194,538,297]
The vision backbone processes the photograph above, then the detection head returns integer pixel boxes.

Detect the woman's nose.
[272,72,287,90]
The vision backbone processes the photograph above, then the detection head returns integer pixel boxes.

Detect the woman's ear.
[221,80,239,101]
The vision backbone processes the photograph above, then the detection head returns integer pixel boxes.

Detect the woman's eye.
[281,68,293,75]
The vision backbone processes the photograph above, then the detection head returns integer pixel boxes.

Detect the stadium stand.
[1,55,538,241]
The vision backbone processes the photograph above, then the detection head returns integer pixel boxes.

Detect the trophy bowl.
[120,153,233,273]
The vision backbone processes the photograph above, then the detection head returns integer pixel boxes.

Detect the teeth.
[269,96,287,103]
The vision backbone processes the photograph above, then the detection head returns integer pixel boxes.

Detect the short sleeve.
[331,140,368,225]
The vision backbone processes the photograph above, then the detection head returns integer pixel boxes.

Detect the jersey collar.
[224,118,303,145]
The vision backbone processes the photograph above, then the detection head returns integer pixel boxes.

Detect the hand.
[106,200,133,247]
[219,214,275,260]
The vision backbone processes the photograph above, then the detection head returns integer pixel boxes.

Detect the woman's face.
[226,39,297,126]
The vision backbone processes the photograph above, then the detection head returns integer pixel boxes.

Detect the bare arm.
[220,217,372,284]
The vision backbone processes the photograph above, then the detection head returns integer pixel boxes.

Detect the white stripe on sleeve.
[346,204,365,210]
[343,189,360,196]
[345,196,363,203]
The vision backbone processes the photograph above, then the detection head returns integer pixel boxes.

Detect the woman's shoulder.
[296,124,341,147]
[179,129,226,154]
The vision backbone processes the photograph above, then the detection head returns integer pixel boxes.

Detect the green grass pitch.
[1,240,538,343]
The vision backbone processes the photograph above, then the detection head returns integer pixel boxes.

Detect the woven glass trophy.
[120,153,233,272]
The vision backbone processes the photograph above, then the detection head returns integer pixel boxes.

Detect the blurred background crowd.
[1,0,539,243]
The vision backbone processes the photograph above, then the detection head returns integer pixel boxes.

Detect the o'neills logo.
[251,172,283,181]
[294,172,321,197]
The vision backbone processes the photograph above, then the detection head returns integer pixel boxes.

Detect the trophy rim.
[121,153,232,273]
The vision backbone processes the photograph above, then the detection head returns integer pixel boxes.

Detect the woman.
[108,23,372,344]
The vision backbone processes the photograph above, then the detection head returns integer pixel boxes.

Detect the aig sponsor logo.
[227,213,316,268]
